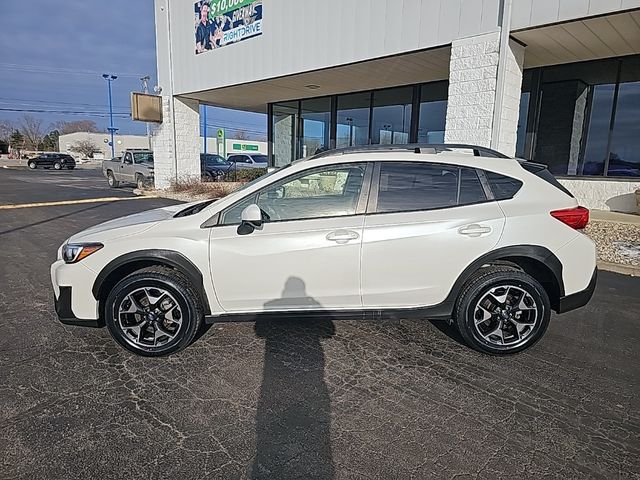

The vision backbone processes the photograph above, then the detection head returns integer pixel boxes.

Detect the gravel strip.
[585,220,640,267]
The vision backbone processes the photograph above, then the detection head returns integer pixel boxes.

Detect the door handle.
[326,229,360,244]
[458,224,492,237]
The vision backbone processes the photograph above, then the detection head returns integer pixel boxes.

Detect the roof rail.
[310,143,509,159]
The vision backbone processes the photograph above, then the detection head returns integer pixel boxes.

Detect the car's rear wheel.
[104,267,204,356]
[53,162,62,170]
[28,161,37,169]
[453,266,550,355]
[67,166,75,170]
[107,170,119,188]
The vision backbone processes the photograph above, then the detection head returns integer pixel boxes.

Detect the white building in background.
[152,0,640,212]
[59,132,151,159]
[59,131,265,160]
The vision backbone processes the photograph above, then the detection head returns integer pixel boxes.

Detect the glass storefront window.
[579,84,615,176]
[418,81,448,144]
[336,92,371,148]
[608,57,640,177]
[299,97,332,158]
[371,87,412,145]
[272,101,298,167]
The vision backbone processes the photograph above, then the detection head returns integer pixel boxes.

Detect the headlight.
[62,243,103,264]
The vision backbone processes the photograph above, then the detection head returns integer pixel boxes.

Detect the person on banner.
[195,1,213,53]
[210,14,231,48]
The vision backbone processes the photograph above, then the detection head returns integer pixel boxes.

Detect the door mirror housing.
[238,204,263,235]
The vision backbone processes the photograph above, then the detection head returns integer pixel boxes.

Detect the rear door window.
[374,162,487,213]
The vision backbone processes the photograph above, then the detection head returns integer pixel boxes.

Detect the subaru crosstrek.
[51,144,597,356]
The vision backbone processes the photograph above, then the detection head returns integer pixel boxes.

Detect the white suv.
[51,145,597,357]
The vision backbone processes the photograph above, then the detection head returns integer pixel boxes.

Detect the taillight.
[550,206,589,229]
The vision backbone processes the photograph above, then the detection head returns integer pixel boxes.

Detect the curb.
[597,261,639,277]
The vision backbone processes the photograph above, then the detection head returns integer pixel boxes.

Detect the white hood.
[67,202,195,242]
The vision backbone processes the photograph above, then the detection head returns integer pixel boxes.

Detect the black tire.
[104,267,204,357]
[67,166,75,170]
[453,266,551,355]
[53,162,62,170]
[136,174,145,190]
[28,161,37,169]
[107,170,119,188]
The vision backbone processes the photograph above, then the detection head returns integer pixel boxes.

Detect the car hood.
[67,201,194,242]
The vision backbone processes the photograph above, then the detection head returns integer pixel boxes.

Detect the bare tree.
[51,120,99,135]
[0,120,14,142]
[19,115,45,150]
[69,139,100,158]
[233,129,250,141]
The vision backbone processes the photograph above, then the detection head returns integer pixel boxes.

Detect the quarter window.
[485,171,523,200]
[221,163,367,224]
[375,162,487,214]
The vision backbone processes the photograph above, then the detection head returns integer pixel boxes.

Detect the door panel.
[209,216,364,312]
[361,203,505,308]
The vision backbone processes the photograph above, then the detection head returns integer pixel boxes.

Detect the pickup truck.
[102,149,154,189]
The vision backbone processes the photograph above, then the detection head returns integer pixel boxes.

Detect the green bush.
[224,167,267,182]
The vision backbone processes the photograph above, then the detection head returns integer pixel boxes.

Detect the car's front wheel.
[453,266,551,355]
[28,161,37,169]
[104,267,204,356]
[136,174,145,190]
[107,170,119,188]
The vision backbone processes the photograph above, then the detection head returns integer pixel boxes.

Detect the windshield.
[134,152,154,164]
[233,165,290,193]
[204,155,228,165]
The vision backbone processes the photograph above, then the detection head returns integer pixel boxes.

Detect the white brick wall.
[445,32,525,157]
[558,179,640,213]
[445,32,501,148]
[151,96,201,189]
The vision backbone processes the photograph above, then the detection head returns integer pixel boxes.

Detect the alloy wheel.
[116,287,183,349]
[473,284,539,348]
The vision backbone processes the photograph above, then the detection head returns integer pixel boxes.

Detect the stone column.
[445,32,525,157]
[151,96,201,189]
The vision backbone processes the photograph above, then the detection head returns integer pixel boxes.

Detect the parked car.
[51,144,596,357]
[201,153,233,180]
[27,153,76,170]
[227,153,268,169]
[102,149,154,189]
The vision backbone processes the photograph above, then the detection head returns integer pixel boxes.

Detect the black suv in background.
[201,153,233,180]
[27,153,76,170]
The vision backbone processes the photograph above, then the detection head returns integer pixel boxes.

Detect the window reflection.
[371,87,412,145]
[300,97,331,158]
[337,92,370,148]
[580,84,615,176]
[272,102,298,167]
[418,81,448,144]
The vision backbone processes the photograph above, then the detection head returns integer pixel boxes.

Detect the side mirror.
[238,204,263,235]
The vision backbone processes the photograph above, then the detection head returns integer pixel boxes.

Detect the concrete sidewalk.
[591,209,640,224]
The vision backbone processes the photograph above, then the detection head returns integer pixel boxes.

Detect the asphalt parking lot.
[0,166,639,479]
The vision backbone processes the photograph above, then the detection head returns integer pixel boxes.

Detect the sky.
[0,0,266,138]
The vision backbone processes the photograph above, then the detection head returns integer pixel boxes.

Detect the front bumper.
[556,268,597,314]
[51,259,101,327]
[54,286,100,327]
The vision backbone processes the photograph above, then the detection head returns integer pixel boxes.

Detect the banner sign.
[194,0,263,54]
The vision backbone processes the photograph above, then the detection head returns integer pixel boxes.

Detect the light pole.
[102,74,118,158]
[140,75,152,149]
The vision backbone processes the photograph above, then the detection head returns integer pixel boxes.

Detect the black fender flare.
[429,245,565,319]
[92,249,211,314]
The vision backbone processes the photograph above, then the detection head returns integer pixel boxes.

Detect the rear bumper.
[54,286,101,327]
[556,268,597,314]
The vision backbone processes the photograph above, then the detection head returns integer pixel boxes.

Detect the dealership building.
[152,0,640,212]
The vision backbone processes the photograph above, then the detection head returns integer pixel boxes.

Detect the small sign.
[131,93,162,123]
[233,143,259,151]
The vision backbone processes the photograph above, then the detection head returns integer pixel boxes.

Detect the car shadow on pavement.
[251,277,335,479]
[428,318,466,346]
